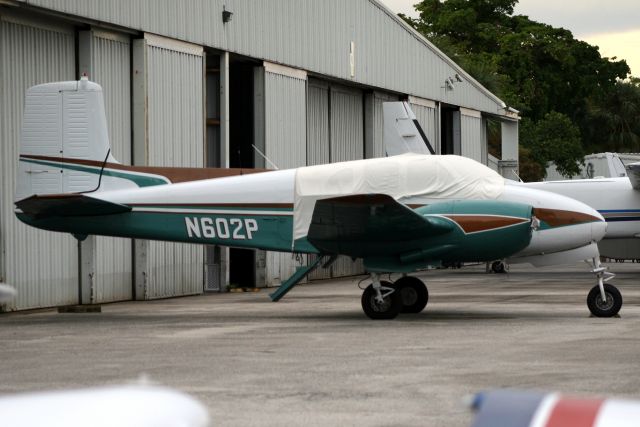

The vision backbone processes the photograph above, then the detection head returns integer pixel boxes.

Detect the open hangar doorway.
[204,52,262,290]
[440,104,461,155]
[228,54,261,288]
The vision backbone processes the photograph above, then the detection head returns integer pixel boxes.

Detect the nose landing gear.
[586,257,622,317]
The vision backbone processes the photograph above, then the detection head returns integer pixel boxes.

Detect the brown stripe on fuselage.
[129,202,293,208]
[532,208,601,227]
[20,155,270,183]
[443,215,529,233]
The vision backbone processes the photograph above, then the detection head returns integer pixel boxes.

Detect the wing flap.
[15,194,131,218]
[307,194,453,256]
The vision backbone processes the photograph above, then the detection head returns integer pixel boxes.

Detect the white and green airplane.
[14,78,617,319]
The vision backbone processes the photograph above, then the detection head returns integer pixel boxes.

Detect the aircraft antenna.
[252,144,280,170]
[511,170,523,182]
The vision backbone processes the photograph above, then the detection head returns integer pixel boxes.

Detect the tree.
[402,0,632,170]
[520,112,584,180]
[584,78,640,153]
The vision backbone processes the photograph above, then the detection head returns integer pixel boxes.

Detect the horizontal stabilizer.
[625,162,640,190]
[308,194,453,256]
[15,194,131,218]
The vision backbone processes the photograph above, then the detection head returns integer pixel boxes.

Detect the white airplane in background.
[13,79,617,319]
[524,162,640,262]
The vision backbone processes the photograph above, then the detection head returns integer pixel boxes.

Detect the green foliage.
[584,78,640,152]
[520,112,584,179]
[404,0,635,174]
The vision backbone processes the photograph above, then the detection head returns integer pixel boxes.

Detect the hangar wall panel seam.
[88,31,134,303]
[0,16,78,310]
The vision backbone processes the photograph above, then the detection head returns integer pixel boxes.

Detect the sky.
[380,0,639,76]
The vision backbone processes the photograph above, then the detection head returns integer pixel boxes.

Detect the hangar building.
[0,0,519,311]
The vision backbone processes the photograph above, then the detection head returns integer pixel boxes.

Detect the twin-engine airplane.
[14,78,617,319]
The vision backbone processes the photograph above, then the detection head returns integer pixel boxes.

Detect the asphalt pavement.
[1,262,639,426]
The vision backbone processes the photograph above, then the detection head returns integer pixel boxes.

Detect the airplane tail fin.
[383,101,435,156]
[15,77,126,203]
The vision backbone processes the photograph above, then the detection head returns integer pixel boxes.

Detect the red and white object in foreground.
[471,389,640,427]
[0,385,209,427]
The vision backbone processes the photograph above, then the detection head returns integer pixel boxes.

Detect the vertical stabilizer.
[383,101,435,156]
[16,78,118,201]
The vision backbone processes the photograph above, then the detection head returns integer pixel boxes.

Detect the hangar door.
[365,91,399,159]
[460,108,484,163]
[258,63,307,287]
[0,14,77,310]
[307,79,365,279]
[78,29,133,303]
[409,96,438,154]
[132,34,204,299]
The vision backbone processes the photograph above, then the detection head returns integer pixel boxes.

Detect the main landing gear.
[586,257,622,317]
[361,273,429,319]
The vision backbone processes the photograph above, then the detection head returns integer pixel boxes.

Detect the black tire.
[491,261,507,274]
[587,284,622,317]
[361,281,403,320]
[394,276,429,313]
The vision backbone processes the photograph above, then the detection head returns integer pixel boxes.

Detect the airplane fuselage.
[16,163,606,272]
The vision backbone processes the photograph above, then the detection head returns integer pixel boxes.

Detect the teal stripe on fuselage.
[16,209,318,254]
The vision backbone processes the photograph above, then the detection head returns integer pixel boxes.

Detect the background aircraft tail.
[383,101,435,156]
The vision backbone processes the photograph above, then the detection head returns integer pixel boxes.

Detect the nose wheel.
[587,284,622,317]
[587,257,622,317]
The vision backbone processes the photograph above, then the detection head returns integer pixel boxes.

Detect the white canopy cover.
[293,154,505,241]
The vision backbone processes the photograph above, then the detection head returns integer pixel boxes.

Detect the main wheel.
[394,276,428,313]
[587,284,622,317]
[491,261,507,274]
[361,281,403,320]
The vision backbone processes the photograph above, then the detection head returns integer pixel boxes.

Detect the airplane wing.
[15,194,131,218]
[625,162,640,189]
[307,194,454,256]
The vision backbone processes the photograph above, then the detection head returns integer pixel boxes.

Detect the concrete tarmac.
[1,262,640,426]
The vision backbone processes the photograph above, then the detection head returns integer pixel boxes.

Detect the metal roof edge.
[368,0,510,114]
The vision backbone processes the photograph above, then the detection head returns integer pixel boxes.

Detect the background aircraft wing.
[307,194,453,255]
[625,162,640,189]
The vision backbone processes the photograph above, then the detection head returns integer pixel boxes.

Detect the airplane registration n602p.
[14,79,615,319]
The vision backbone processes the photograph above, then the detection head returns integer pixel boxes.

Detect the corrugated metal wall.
[329,84,365,278]
[0,15,77,310]
[142,38,205,298]
[306,81,367,279]
[306,80,332,281]
[460,111,483,163]
[370,91,399,158]
[307,80,330,165]
[262,67,307,286]
[410,101,438,154]
[20,0,507,116]
[87,30,134,302]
